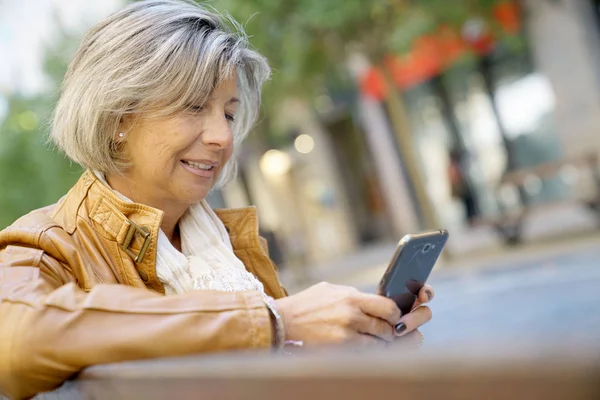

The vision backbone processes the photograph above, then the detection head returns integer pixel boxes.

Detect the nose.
[201,113,234,149]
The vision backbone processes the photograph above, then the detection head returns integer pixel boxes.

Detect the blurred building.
[526,0,600,156]
[219,0,600,274]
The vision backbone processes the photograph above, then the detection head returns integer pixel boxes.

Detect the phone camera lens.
[422,244,432,254]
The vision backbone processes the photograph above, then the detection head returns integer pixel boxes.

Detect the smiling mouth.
[181,160,215,171]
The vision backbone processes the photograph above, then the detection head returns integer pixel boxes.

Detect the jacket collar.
[53,170,265,293]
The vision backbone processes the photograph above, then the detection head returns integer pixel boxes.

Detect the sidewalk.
[280,203,600,293]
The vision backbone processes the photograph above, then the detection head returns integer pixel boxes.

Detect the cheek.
[156,142,180,164]
[149,128,192,162]
[215,146,234,178]
[127,136,184,176]
[142,140,175,166]
[223,145,234,162]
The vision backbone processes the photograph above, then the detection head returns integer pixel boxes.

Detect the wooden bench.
[472,152,600,245]
[34,339,600,400]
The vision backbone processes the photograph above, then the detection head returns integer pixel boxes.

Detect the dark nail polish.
[394,323,407,335]
[426,290,433,301]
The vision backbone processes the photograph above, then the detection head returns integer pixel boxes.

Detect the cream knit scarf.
[94,172,266,296]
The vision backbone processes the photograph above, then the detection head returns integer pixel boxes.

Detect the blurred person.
[0,1,435,398]
[448,147,478,224]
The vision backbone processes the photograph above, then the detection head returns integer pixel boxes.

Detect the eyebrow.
[227,97,240,105]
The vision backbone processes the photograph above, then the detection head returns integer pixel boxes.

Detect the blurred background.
[1,0,599,346]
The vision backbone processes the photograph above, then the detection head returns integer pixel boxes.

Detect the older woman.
[0,1,434,398]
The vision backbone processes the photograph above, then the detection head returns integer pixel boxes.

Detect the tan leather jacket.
[0,170,287,399]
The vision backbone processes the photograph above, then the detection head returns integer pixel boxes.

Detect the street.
[422,246,600,346]
[358,243,600,347]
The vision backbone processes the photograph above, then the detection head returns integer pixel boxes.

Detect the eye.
[225,113,236,123]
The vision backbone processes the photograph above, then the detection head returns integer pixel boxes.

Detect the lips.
[181,160,215,170]
[180,159,219,178]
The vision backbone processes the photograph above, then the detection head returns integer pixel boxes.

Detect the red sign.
[359,1,521,101]
[360,26,469,99]
[494,0,521,34]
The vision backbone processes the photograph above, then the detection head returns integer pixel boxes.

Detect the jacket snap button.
[139,270,149,282]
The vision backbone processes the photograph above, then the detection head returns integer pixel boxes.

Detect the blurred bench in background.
[35,340,600,400]
[473,152,600,245]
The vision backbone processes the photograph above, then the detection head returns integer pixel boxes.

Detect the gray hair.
[50,0,270,187]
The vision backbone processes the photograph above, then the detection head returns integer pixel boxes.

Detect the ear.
[118,114,136,135]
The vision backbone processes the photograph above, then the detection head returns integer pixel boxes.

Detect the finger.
[414,284,435,308]
[394,305,432,337]
[353,313,395,342]
[356,293,401,325]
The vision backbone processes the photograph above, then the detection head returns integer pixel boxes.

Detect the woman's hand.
[274,282,435,348]
[389,284,435,350]
[393,284,434,337]
[275,282,399,346]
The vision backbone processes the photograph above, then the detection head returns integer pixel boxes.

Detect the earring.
[118,132,125,138]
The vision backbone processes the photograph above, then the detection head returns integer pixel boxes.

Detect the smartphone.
[377,230,449,316]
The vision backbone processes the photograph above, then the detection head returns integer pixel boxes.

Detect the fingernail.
[394,323,407,335]
[426,290,433,301]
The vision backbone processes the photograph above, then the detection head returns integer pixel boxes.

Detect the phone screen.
[377,230,448,315]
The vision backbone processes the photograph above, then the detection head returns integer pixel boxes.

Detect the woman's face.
[115,76,238,210]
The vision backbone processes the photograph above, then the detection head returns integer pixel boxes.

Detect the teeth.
[183,160,212,170]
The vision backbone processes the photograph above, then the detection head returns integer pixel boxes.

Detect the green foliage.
[0,33,82,229]
[0,94,82,228]
[388,8,437,54]
[208,0,523,147]
[211,0,522,110]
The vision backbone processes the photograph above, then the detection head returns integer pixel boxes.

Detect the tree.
[211,0,522,229]
[0,32,82,229]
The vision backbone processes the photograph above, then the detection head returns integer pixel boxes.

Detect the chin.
[174,173,218,205]
[178,186,212,205]
[180,191,210,205]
